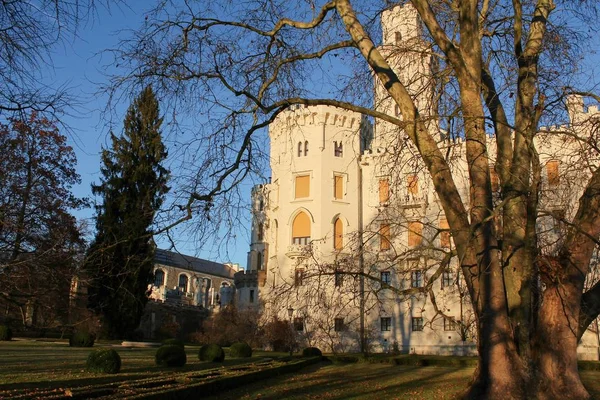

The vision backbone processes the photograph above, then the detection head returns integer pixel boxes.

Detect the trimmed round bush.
[86,349,121,374]
[69,331,95,347]
[199,344,225,362]
[302,347,323,357]
[162,338,185,348]
[155,344,187,367]
[0,325,12,341]
[229,342,252,358]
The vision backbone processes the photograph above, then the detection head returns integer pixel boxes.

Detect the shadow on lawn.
[206,362,470,400]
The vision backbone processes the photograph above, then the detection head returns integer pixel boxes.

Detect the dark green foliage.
[86,349,121,373]
[199,344,225,362]
[0,115,85,333]
[163,338,185,348]
[85,86,169,339]
[69,331,96,347]
[302,347,322,357]
[229,342,252,358]
[155,344,187,367]
[0,325,12,341]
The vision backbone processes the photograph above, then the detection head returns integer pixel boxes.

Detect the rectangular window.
[294,269,305,286]
[295,175,310,198]
[294,317,304,331]
[547,160,559,187]
[412,317,424,331]
[334,317,345,332]
[442,270,453,289]
[408,221,422,247]
[407,174,419,195]
[334,175,344,200]
[411,270,423,288]
[293,237,310,245]
[380,223,391,251]
[257,224,264,241]
[439,218,450,248]
[379,178,390,204]
[444,317,457,331]
[380,317,392,332]
[381,271,391,285]
[334,141,343,157]
[335,270,343,287]
[249,289,255,303]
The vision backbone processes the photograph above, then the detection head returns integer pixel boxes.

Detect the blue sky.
[45,3,252,267]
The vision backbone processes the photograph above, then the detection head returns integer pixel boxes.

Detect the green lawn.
[2,340,600,399]
[204,362,600,400]
[0,340,280,390]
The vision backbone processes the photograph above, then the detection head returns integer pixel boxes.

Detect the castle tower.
[374,2,435,148]
[244,105,368,317]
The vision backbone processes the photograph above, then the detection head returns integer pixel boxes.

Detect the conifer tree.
[85,86,169,339]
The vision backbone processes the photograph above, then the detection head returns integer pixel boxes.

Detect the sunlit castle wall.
[258,105,367,316]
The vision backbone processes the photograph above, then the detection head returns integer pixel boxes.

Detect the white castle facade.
[235,3,600,358]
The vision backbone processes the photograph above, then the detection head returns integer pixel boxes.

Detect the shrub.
[302,347,323,357]
[69,331,95,347]
[0,325,12,341]
[229,342,252,358]
[154,320,180,341]
[86,349,121,374]
[155,345,187,367]
[162,338,185,348]
[199,344,225,362]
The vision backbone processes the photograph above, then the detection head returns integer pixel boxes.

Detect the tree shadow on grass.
[205,363,472,400]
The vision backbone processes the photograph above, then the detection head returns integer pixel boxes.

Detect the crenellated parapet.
[269,105,362,140]
[234,270,266,288]
[566,94,600,127]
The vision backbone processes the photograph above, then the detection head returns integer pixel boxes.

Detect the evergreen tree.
[85,86,169,339]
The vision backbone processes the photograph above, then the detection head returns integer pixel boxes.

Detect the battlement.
[270,105,361,137]
[234,269,266,288]
[566,94,600,126]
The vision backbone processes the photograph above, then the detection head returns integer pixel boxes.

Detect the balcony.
[399,192,427,208]
[286,244,311,259]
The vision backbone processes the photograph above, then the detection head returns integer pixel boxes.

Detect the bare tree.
[106,1,600,398]
[0,0,117,119]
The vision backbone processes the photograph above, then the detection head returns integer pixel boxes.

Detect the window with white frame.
[154,269,165,287]
[178,274,189,293]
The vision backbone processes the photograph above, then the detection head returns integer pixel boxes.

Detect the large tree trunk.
[534,286,590,399]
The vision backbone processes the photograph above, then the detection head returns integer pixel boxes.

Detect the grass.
[0,340,282,391]
[204,361,600,400]
[2,341,600,399]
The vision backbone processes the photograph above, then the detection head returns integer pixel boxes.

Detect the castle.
[235,3,600,358]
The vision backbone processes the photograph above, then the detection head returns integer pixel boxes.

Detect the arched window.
[297,142,303,157]
[395,31,402,44]
[257,251,263,270]
[334,218,343,250]
[179,274,189,293]
[304,141,309,156]
[257,223,264,241]
[292,211,311,245]
[154,269,165,287]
